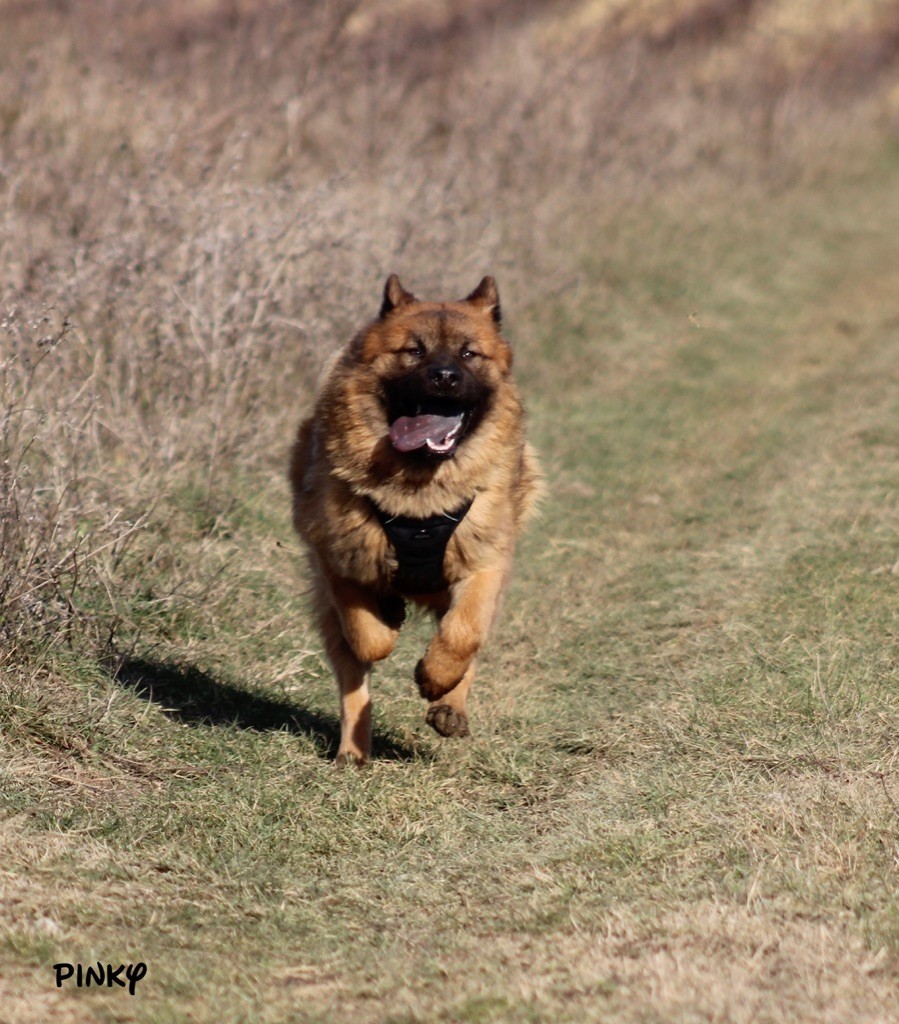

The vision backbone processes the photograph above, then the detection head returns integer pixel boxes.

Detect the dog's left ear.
[465,276,501,326]
[380,274,416,319]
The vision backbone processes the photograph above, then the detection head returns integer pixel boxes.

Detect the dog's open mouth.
[388,403,467,456]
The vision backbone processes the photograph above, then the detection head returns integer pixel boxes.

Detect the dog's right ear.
[379,274,416,319]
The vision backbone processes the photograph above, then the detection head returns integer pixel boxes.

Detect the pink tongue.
[389,414,463,453]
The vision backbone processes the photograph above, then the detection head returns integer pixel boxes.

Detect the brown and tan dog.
[289,275,540,764]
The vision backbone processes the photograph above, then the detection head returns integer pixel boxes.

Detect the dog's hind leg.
[425,659,475,738]
[319,603,372,766]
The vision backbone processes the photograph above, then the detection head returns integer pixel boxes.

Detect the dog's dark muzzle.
[384,366,490,457]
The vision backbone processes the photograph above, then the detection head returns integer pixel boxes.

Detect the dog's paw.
[426,703,471,738]
[335,750,369,769]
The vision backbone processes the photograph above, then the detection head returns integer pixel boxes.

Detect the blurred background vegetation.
[2,0,898,661]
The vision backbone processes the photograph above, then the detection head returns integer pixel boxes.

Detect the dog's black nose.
[428,364,462,389]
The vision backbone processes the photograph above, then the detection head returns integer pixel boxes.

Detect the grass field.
[2,2,899,1022]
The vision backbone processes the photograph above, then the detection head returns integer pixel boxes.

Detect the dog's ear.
[379,274,416,318]
[465,276,501,326]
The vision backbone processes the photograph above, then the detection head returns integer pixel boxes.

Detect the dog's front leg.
[330,577,401,664]
[415,563,507,710]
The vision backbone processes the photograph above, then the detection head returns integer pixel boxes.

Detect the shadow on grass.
[112,657,424,762]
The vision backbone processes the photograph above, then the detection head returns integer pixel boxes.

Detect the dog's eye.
[461,348,479,360]
[401,339,425,358]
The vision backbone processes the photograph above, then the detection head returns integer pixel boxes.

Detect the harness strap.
[371,497,474,594]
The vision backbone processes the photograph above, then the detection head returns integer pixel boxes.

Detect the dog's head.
[352,275,512,460]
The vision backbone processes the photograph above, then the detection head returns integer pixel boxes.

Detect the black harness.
[371,498,474,594]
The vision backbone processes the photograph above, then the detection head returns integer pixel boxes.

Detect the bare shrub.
[0,308,144,661]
